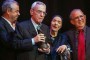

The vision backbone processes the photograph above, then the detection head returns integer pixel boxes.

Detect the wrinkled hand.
[34,33,45,43]
[38,43,50,54]
[56,45,67,54]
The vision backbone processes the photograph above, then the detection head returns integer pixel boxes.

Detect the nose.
[55,21,58,25]
[18,12,20,16]
[78,17,82,21]
[40,12,45,17]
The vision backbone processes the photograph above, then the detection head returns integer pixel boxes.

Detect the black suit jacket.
[14,19,50,60]
[66,26,90,60]
[0,17,16,60]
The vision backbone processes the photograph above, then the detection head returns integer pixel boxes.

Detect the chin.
[78,27,84,30]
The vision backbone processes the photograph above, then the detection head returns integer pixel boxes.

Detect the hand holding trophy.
[37,24,49,49]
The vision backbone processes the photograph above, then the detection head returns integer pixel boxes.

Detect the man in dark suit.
[66,9,90,60]
[0,0,20,60]
[14,1,50,60]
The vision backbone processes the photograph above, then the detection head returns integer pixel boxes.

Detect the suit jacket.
[66,26,90,60]
[14,19,50,60]
[49,33,69,60]
[0,17,16,60]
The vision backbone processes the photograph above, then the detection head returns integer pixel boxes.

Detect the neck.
[2,15,16,28]
[50,29,58,37]
[12,21,16,28]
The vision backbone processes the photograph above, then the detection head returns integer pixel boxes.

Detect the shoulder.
[85,26,90,33]
[65,29,75,35]
[86,26,90,30]
[41,23,49,29]
[0,17,5,28]
[42,23,48,27]
[0,17,4,24]
[19,20,30,26]
[17,20,31,27]
[59,32,68,39]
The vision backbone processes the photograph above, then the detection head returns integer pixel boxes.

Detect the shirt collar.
[2,16,15,30]
[75,26,86,35]
[31,18,39,30]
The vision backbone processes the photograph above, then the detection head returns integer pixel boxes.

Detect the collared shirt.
[75,26,86,39]
[2,16,15,30]
[31,18,39,45]
[75,27,86,50]
[31,18,39,34]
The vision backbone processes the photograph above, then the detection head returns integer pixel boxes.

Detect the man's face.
[70,10,86,30]
[30,4,46,24]
[51,16,62,32]
[9,3,20,23]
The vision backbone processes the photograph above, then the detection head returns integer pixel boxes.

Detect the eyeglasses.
[34,9,47,16]
[72,15,85,20]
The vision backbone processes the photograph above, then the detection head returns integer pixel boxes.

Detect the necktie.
[78,30,85,60]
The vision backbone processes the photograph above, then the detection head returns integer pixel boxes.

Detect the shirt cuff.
[32,38,35,45]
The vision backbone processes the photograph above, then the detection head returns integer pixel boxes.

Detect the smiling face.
[70,9,86,30]
[50,16,62,32]
[30,4,46,24]
[8,3,20,23]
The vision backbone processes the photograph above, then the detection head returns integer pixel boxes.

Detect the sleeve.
[0,23,14,48]
[13,23,33,51]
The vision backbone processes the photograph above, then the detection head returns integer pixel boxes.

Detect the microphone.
[37,24,49,49]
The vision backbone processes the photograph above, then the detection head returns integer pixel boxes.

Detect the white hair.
[31,1,46,9]
[2,0,19,13]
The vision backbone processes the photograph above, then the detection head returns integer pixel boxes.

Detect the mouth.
[53,26,58,29]
[39,18,43,20]
[16,16,19,19]
[78,21,84,24]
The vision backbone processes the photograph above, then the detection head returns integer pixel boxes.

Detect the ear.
[30,9,33,15]
[70,20,74,25]
[7,8,11,15]
[84,15,86,20]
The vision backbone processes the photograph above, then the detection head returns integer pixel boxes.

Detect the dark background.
[0,0,90,32]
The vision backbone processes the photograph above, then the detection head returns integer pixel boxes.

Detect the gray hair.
[2,0,19,13]
[69,9,84,19]
[31,1,46,9]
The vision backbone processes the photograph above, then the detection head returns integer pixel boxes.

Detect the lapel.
[1,17,14,33]
[27,19,37,37]
[40,24,44,33]
[40,24,47,36]
[68,29,77,56]
[85,26,90,50]
[68,29,77,48]
[69,29,78,59]
[72,29,77,49]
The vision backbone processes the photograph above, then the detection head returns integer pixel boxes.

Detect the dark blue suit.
[0,17,16,60]
[14,19,50,60]
[49,33,69,60]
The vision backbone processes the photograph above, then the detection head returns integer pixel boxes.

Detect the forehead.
[53,16,62,21]
[71,10,84,17]
[34,4,46,10]
[11,3,19,9]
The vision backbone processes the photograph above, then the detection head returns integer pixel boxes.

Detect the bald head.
[70,9,84,20]
[69,9,86,30]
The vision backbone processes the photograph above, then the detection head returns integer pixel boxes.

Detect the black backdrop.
[0,0,90,32]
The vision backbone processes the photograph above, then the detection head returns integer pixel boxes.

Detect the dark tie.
[78,30,85,60]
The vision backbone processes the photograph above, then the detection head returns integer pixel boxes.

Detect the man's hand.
[38,43,50,54]
[34,33,45,43]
